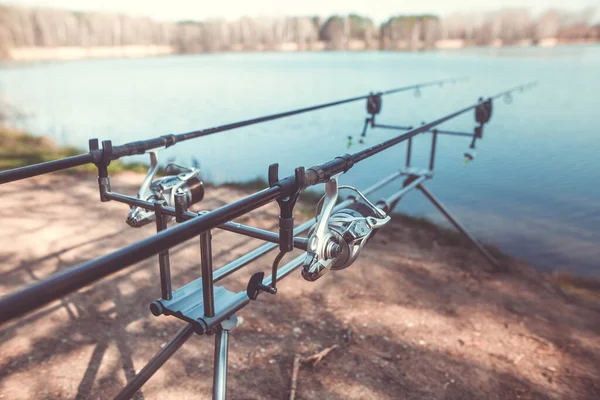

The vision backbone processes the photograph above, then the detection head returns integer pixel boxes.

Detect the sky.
[4,0,599,23]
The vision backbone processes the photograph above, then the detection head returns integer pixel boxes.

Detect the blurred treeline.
[0,5,598,57]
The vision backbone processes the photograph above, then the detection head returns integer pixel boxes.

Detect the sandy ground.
[0,173,599,400]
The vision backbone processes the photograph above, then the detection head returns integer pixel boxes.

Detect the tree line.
[0,5,598,57]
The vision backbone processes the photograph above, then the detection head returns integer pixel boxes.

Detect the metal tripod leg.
[213,315,238,400]
[417,184,504,272]
[114,324,195,400]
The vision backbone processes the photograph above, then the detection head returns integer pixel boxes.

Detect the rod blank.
[0,78,461,184]
[0,153,94,184]
[172,78,461,143]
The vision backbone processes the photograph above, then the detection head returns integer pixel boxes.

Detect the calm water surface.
[1,46,599,276]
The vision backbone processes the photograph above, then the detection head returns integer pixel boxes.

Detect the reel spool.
[302,176,390,282]
[127,151,204,227]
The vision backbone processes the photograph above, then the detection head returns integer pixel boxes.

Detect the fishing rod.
[0,77,462,185]
[0,81,536,324]
[0,80,537,400]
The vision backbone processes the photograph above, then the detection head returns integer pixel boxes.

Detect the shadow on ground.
[0,174,599,399]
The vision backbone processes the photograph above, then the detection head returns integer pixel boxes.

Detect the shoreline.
[2,40,598,63]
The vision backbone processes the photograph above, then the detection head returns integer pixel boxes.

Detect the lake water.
[1,46,599,277]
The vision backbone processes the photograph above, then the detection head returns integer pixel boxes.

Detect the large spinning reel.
[302,175,390,281]
[126,151,204,227]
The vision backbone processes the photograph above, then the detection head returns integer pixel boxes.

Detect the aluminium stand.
[367,96,504,272]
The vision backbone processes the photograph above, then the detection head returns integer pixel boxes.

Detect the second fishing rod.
[0,77,463,184]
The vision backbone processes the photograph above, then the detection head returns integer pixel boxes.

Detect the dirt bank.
[0,173,598,399]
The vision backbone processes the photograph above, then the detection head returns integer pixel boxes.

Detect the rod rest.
[150,277,241,335]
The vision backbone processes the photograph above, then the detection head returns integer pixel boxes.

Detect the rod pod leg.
[213,315,238,400]
[114,324,195,400]
[417,184,505,272]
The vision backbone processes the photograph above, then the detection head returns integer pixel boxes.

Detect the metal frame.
[0,81,536,399]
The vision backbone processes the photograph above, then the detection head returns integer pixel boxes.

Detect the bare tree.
[0,4,598,59]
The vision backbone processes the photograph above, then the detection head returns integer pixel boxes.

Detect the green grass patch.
[0,126,156,175]
[550,272,600,302]
[219,177,269,191]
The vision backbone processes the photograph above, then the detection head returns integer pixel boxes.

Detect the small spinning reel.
[126,151,204,227]
[302,176,391,281]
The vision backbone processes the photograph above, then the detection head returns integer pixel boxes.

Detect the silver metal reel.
[302,175,390,281]
[126,150,204,227]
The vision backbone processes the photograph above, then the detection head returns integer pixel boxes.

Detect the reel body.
[302,177,390,281]
[127,151,204,227]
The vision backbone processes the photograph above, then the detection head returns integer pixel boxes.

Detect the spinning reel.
[302,175,390,281]
[126,151,204,227]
